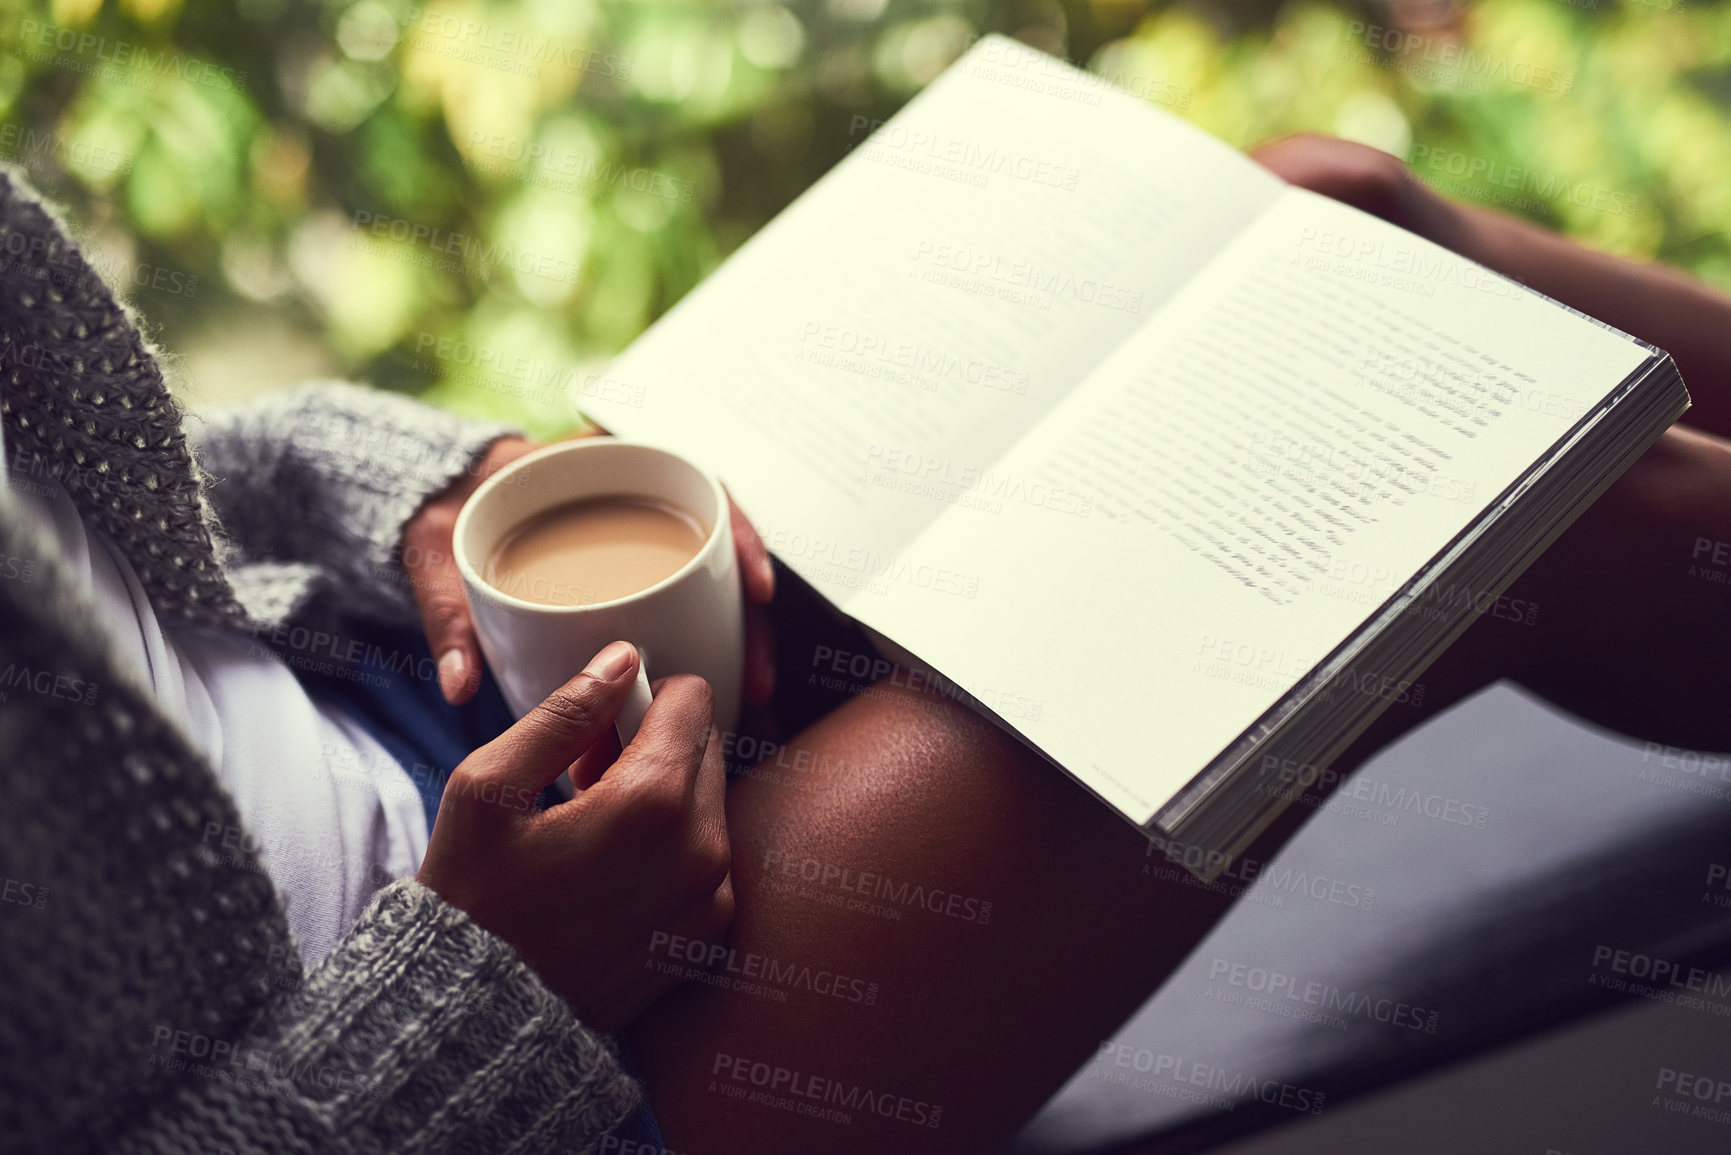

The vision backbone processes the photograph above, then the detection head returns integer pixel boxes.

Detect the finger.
[692,722,728,844]
[726,490,775,604]
[743,598,775,706]
[465,642,641,799]
[404,521,484,705]
[607,981,677,1035]
[603,674,715,795]
[620,863,735,1025]
[1249,134,1386,196]
[1248,133,1360,180]
[1247,135,1442,236]
[558,423,610,441]
[476,435,543,478]
[569,727,622,792]
[408,435,542,705]
[712,870,736,938]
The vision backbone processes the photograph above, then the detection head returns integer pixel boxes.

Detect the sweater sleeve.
[185,382,518,627]
[0,505,642,1155]
[0,167,519,632]
[117,880,642,1155]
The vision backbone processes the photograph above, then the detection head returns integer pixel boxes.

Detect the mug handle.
[614,652,655,746]
[548,652,657,804]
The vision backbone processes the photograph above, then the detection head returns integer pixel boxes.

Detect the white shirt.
[3,463,430,970]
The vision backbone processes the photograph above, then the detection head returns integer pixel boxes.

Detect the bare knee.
[624,677,1178,1154]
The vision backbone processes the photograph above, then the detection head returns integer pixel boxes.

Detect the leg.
[626,605,1515,1153]
[629,674,1231,1153]
[626,415,1731,1151]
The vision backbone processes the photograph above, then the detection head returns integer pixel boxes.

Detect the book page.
[579,36,1282,603]
[853,188,1652,822]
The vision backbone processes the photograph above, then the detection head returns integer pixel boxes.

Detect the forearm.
[1257,134,1731,436]
[1412,178,1731,741]
[1433,200,1731,437]
[1369,162,1731,745]
[1502,424,1731,750]
[1296,420,1731,759]
[191,381,517,626]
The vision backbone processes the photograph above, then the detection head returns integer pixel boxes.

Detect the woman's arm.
[0,500,732,1151]
[1254,135,1731,751]
[1426,188,1731,441]
[0,510,638,1153]
[1253,134,1731,439]
[114,653,734,1153]
[116,878,645,1155]
[187,381,521,629]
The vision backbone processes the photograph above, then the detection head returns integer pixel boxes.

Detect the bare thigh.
[623,548,1523,1154]
[626,677,1245,1153]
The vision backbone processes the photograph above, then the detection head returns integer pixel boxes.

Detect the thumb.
[463,642,642,803]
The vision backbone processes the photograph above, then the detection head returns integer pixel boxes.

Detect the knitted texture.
[0,500,294,1151]
[0,166,514,634]
[0,172,639,1152]
[187,379,514,629]
[0,168,243,627]
[110,881,642,1155]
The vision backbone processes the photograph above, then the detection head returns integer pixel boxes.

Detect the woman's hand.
[416,642,734,1031]
[1249,133,1466,248]
[401,431,778,708]
[402,435,540,702]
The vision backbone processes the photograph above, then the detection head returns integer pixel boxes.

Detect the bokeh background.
[2,0,1724,432]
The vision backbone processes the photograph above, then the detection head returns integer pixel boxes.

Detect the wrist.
[402,434,534,540]
[468,433,537,488]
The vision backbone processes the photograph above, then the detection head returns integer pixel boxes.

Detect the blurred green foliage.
[2,0,1728,434]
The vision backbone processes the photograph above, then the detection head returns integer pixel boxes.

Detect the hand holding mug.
[416,642,734,1030]
[400,431,776,712]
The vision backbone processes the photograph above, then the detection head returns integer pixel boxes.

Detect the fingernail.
[586,641,636,682]
[438,649,468,702]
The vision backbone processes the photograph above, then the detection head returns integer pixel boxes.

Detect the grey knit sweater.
[0,172,642,1151]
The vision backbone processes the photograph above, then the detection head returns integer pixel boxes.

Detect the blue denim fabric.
[291,618,517,831]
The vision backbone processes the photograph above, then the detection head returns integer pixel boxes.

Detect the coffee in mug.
[484,496,708,607]
[452,438,745,734]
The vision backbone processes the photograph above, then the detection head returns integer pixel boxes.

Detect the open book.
[575,35,1688,874]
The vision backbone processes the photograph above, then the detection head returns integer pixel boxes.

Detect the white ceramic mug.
[453,438,744,737]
